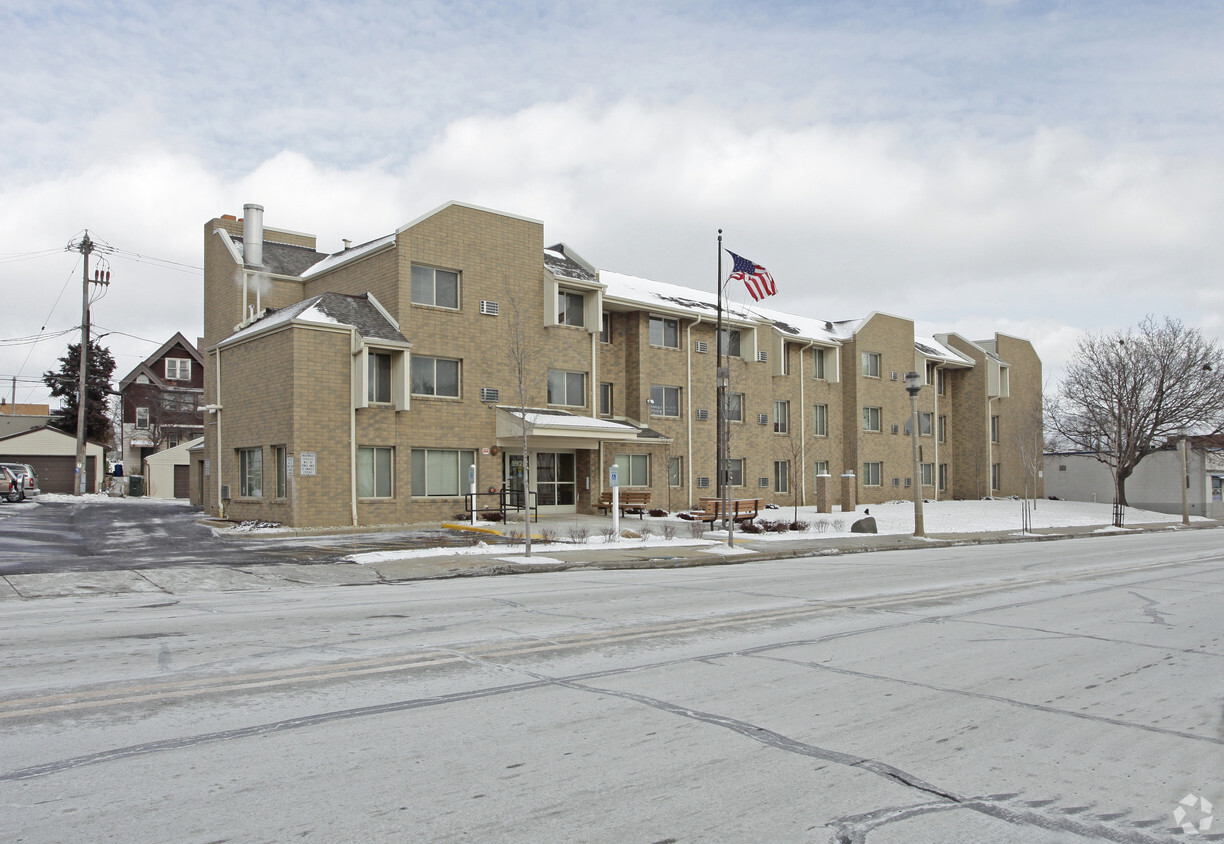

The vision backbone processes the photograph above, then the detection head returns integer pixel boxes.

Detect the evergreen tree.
[43,339,116,445]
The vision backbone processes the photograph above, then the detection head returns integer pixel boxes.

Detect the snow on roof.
[221,292,408,346]
[300,234,396,280]
[915,336,973,366]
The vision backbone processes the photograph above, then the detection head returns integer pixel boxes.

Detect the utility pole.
[67,232,110,495]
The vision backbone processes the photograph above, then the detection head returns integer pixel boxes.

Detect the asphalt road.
[0,499,486,574]
[1,529,1220,842]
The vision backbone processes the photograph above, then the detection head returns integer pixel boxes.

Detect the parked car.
[2,465,23,502]
[0,463,40,501]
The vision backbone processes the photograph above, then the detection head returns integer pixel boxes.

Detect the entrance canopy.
[495,407,668,450]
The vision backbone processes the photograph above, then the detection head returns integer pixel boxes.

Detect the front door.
[506,453,526,510]
[535,452,576,511]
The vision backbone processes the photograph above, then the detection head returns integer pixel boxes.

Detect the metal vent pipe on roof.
[243,203,264,267]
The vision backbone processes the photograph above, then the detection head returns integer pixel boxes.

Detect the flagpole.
[716,231,732,545]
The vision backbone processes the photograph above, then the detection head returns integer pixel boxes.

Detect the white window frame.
[411,264,459,309]
[410,448,475,497]
[599,382,613,416]
[275,445,288,498]
[813,404,828,437]
[369,351,393,403]
[862,351,881,378]
[774,400,789,434]
[919,412,933,436]
[719,329,742,358]
[547,370,586,407]
[600,312,611,343]
[650,385,680,418]
[813,348,826,380]
[668,456,683,487]
[920,462,934,486]
[358,446,394,498]
[991,415,1001,444]
[774,460,789,494]
[135,406,150,430]
[725,392,744,423]
[411,355,461,398]
[165,358,191,380]
[613,453,650,487]
[862,406,882,433]
[649,315,680,349]
[558,290,585,327]
[724,457,745,487]
[813,460,829,481]
[862,461,882,487]
[238,447,263,498]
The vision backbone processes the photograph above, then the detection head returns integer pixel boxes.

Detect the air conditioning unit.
[480,387,500,403]
[892,478,901,487]
[220,484,231,500]
[756,350,768,362]
[695,340,708,353]
[696,476,710,488]
[479,300,500,316]
[757,414,769,425]
[758,477,769,488]
[890,371,899,381]
[696,409,709,421]
[904,478,912,488]
[891,425,900,434]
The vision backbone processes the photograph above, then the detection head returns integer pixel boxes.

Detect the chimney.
[243,203,264,267]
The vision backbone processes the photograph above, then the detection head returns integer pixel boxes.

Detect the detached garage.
[0,425,106,494]
[143,437,202,499]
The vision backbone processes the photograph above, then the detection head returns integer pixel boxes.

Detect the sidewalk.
[1,514,1216,601]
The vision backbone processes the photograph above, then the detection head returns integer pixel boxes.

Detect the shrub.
[538,527,557,544]
[789,520,808,531]
[480,511,503,522]
[678,512,695,521]
[739,522,764,534]
[688,521,706,539]
[600,525,619,543]
[648,508,669,517]
[505,529,523,543]
[661,524,676,540]
[812,520,830,533]
[769,521,791,533]
[566,525,590,543]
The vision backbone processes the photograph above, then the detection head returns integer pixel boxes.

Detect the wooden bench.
[694,497,761,526]
[597,490,652,518]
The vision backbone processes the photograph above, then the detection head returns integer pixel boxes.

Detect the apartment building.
[196,201,1042,527]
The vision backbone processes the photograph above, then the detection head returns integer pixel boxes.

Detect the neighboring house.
[0,401,53,438]
[1045,435,1224,519]
[144,436,203,499]
[117,333,205,476]
[0,425,105,494]
[197,201,1043,528]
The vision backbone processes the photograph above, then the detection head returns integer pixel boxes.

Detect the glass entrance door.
[535,452,576,510]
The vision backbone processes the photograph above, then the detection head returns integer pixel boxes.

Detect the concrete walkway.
[1,512,1217,601]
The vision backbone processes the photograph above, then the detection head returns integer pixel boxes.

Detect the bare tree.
[504,294,539,557]
[780,425,817,523]
[1012,394,1044,510]
[1048,316,1224,508]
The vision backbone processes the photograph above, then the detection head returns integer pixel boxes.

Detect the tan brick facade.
[201,202,1042,527]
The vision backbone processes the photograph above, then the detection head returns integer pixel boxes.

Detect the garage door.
[173,464,190,499]
[6,455,97,494]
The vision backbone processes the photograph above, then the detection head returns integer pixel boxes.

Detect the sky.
[2,0,1222,409]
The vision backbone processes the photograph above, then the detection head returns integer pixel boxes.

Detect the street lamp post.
[904,371,925,538]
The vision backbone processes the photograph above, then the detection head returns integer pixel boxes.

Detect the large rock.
[850,516,877,534]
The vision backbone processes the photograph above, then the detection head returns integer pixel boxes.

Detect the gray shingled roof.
[234,236,329,277]
[544,247,597,282]
[225,292,408,345]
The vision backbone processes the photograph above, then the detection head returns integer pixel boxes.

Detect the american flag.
[726,250,777,301]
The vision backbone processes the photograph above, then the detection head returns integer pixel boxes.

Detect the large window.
[136,406,150,430]
[411,448,475,497]
[650,385,680,417]
[369,352,393,403]
[774,460,789,494]
[599,382,613,416]
[411,264,459,309]
[813,404,828,437]
[613,453,650,486]
[411,356,460,398]
[719,329,741,358]
[547,370,586,406]
[358,446,394,498]
[724,392,744,422]
[723,457,745,487]
[920,462,934,487]
[558,290,585,326]
[813,348,826,379]
[165,358,191,380]
[275,446,287,498]
[862,461,882,487]
[862,406,882,432]
[238,447,263,498]
[649,316,679,348]
[919,412,933,436]
[862,351,881,378]
[774,401,789,434]
[669,457,683,487]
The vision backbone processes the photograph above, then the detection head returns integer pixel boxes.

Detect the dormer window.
[166,358,191,380]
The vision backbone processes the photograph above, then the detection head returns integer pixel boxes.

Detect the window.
[411,264,459,309]
[650,385,679,417]
[926,361,937,386]
[919,412,933,436]
[547,370,586,406]
[136,407,150,430]
[937,369,947,395]
[991,462,1001,492]
[719,329,741,357]
[649,316,679,348]
[275,446,287,498]
[669,457,683,487]
[724,392,744,422]
[557,290,585,327]
[862,461,882,486]
[357,447,394,498]
[238,447,263,498]
[599,382,613,416]
[774,401,789,434]
[166,392,196,411]
[939,415,947,443]
[862,406,882,432]
[813,404,828,437]
[411,356,460,398]
[939,463,948,492]
[369,352,393,403]
[136,374,149,384]
[991,415,1001,443]
[165,358,191,380]
[723,457,744,487]
[813,348,826,380]
[600,312,611,343]
[774,460,789,494]
[813,460,829,479]
[411,448,475,497]
[921,462,934,486]
[613,453,650,486]
[861,352,881,378]
[167,432,180,449]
